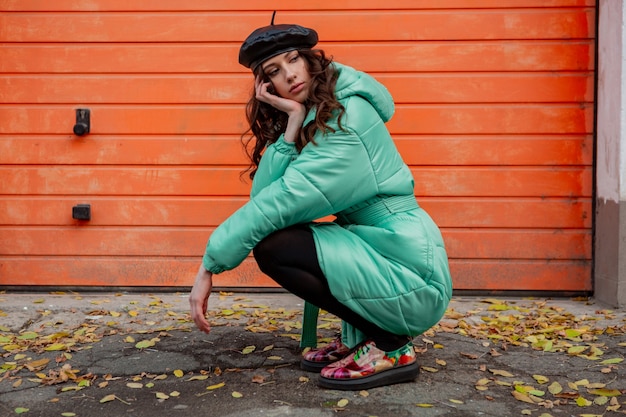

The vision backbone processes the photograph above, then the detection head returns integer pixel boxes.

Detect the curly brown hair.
[241,49,346,180]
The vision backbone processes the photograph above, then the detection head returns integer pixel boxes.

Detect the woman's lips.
[290,82,305,93]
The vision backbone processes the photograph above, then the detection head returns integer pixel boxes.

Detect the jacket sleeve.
[250,134,298,198]
[203,99,382,274]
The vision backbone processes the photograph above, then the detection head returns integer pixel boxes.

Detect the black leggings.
[253,225,409,350]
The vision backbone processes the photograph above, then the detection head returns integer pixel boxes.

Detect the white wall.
[597,0,624,202]
[596,0,626,307]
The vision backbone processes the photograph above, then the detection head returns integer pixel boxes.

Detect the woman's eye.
[290,55,299,63]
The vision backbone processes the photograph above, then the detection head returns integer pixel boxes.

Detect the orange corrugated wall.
[0,0,595,291]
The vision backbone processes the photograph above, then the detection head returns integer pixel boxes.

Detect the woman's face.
[260,50,311,103]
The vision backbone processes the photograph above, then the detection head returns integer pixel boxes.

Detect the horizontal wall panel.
[0,135,593,166]
[0,73,595,104]
[0,167,254,196]
[0,42,594,73]
[390,105,593,135]
[0,75,253,105]
[0,228,590,259]
[0,257,267,288]
[0,136,249,166]
[0,0,596,12]
[446,230,591,259]
[421,198,592,229]
[395,136,594,166]
[414,167,592,198]
[0,10,594,42]
[450,260,592,291]
[0,167,592,198]
[0,105,593,135]
[0,257,592,292]
[0,197,592,229]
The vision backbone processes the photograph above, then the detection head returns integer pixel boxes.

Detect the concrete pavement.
[0,291,625,416]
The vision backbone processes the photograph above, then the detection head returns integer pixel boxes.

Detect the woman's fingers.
[253,75,305,118]
[189,265,213,334]
[189,294,211,333]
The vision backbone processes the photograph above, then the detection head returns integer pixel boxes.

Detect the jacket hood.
[333,62,395,123]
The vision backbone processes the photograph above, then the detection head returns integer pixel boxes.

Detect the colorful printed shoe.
[300,337,351,372]
[318,340,419,390]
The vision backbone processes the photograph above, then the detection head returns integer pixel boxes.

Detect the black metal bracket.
[73,108,90,136]
[72,204,91,221]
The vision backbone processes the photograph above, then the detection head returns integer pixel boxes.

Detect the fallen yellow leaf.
[135,339,155,349]
[187,375,209,381]
[588,388,621,397]
[99,394,116,403]
[489,369,514,377]
[567,345,587,355]
[600,358,623,365]
[44,343,67,351]
[242,345,256,354]
[574,379,590,388]
[18,332,38,340]
[512,390,536,404]
[548,381,562,394]
[3,344,21,352]
[337,399,349,407]
[594,396,609,406]
[25,358,50,371]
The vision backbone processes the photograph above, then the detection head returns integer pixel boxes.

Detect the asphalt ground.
[0,292,625,417]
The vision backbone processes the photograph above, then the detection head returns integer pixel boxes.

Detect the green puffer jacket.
[203,62,452,348]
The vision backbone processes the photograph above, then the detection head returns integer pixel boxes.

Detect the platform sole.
[300,358,333,373]
[317,361,420,391]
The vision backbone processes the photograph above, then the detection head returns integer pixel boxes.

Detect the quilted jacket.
[203,62,453,348]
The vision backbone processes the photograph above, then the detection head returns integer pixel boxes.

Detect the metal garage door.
[0,0,594,291]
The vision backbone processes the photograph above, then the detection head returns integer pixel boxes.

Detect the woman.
[189,17,453,391]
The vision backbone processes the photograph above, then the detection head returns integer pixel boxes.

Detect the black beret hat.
[239,21,318,71]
